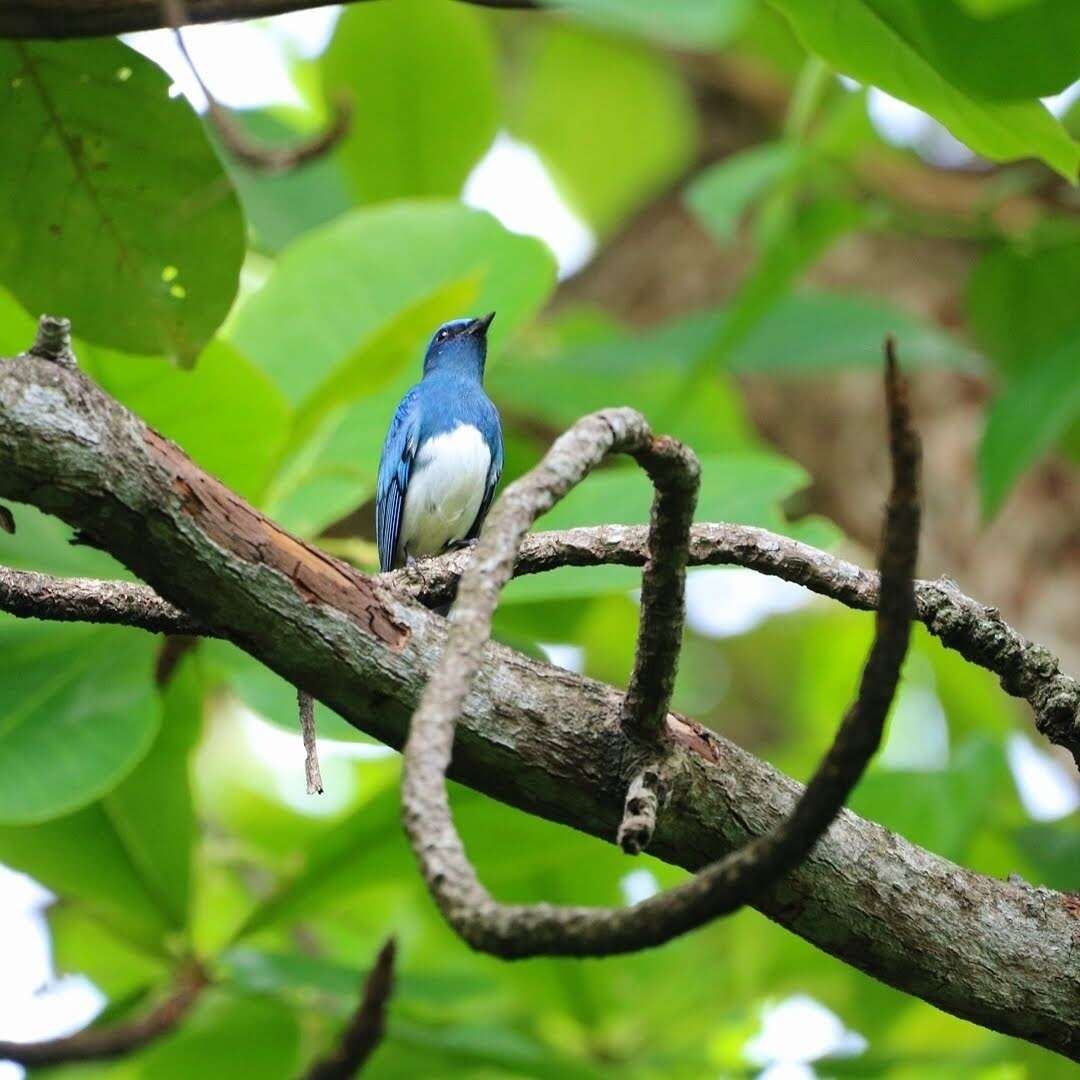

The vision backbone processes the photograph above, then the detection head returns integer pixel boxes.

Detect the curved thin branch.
[400,350,920,957]
[304,937,396,1080]
[162,0,351,176]
[0,965,206,1068]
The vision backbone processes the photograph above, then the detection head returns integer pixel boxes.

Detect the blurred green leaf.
[203,639,372,744]
[0,806,174,952]
[0,619,158,824]
[220,109,353,255]
[851,0,1080,101]
[508,21,698,233]
[968,238,1080,377]
[978,332,1080,517]
[0,40,245,363]
[770,0,1080,179]
[540,0,755,49]
[85,339,292,504]
[101,654,203,929]
[230,201,556,404]
[685,142,801,246]
[287,275,479,456]
[1014,818,1080,891]
[321,0,498,204]
[0,502,129,579]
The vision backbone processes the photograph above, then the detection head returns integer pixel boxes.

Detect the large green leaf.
[770,0,1080,179]
[0,805,173,952]
[508,22,698,233]
[978,332,1080,517]
[856,0,1080,101]
[0,619,159,824]
[102,655,203,929]
[967,238,1080,376]
[230,201,557,404]
[84,339,292,504]
[321,0,498,204]
[0,40,245,363]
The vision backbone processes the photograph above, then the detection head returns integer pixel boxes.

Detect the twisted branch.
[399,347,920,956]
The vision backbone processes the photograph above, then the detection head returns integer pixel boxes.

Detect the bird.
[376,312,504,573]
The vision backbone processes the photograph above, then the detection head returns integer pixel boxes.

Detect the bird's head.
[422,312,495,379]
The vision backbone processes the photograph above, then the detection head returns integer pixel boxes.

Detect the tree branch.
[0,0,540,40]
[400,347,919,957]
[0,324,1078,1057]
[3,523,1075,764]
[304,937,396,1080]
[0,965,206,1067]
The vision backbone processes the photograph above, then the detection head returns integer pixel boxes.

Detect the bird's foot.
[447,538,478,552]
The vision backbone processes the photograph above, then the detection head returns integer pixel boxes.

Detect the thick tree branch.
[0,330,1077,1057]
[400,350,919,957]
[3,522,1075,763]
[0,0,539,40]
[0,965,206,1067]
[304,937,396,1080]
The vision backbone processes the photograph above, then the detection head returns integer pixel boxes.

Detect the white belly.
[400,424,491,560]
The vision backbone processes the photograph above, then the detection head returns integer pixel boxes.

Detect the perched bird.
[376,313,503,572]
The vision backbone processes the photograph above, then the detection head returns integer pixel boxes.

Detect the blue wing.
[466,403,504,542]
[376,387,421,571]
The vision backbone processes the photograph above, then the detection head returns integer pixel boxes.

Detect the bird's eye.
[437,329,448,341]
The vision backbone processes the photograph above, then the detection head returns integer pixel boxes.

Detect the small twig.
[617,765,667,855]
[304,937,396,1080]
[0,964,206,1067]
[161,0,351,175]
[298,688,324,795]
[23,313,76,367]
[400,343,920,957]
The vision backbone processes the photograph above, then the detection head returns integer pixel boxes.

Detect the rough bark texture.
[1,353,1078,1057]
[0,0,537,38]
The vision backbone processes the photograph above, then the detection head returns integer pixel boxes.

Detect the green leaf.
[287,275,480,456]
[968,238,1080,376]
[203,639,372,744]
[102,653,203,928]
[85,339,292,504]
[978,332,1080,517]
[770,0,1080,179]
[856,0,1080,101]
[1014,818,1080,891]
[539,0,755,48]
[508,22,698,233]
[0,501,130,579]
[700,195,867,371]
[230,201,557,405]
[685,142,801,246]
[0,619,159,824]
[734,292,980,372]
[220,109,353,255]
[0,40,245,364]
[321,0,498,204]
[0,805,173,952]
[118,990,300,1079]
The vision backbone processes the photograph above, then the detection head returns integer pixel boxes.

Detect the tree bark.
[1,351,1078,1059]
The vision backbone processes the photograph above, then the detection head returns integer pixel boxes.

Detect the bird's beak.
[470,311,496,335]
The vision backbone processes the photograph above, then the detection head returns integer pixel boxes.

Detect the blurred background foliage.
[0,0,1078,1076]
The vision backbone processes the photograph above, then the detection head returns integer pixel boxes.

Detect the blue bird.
[376,312,503,572]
